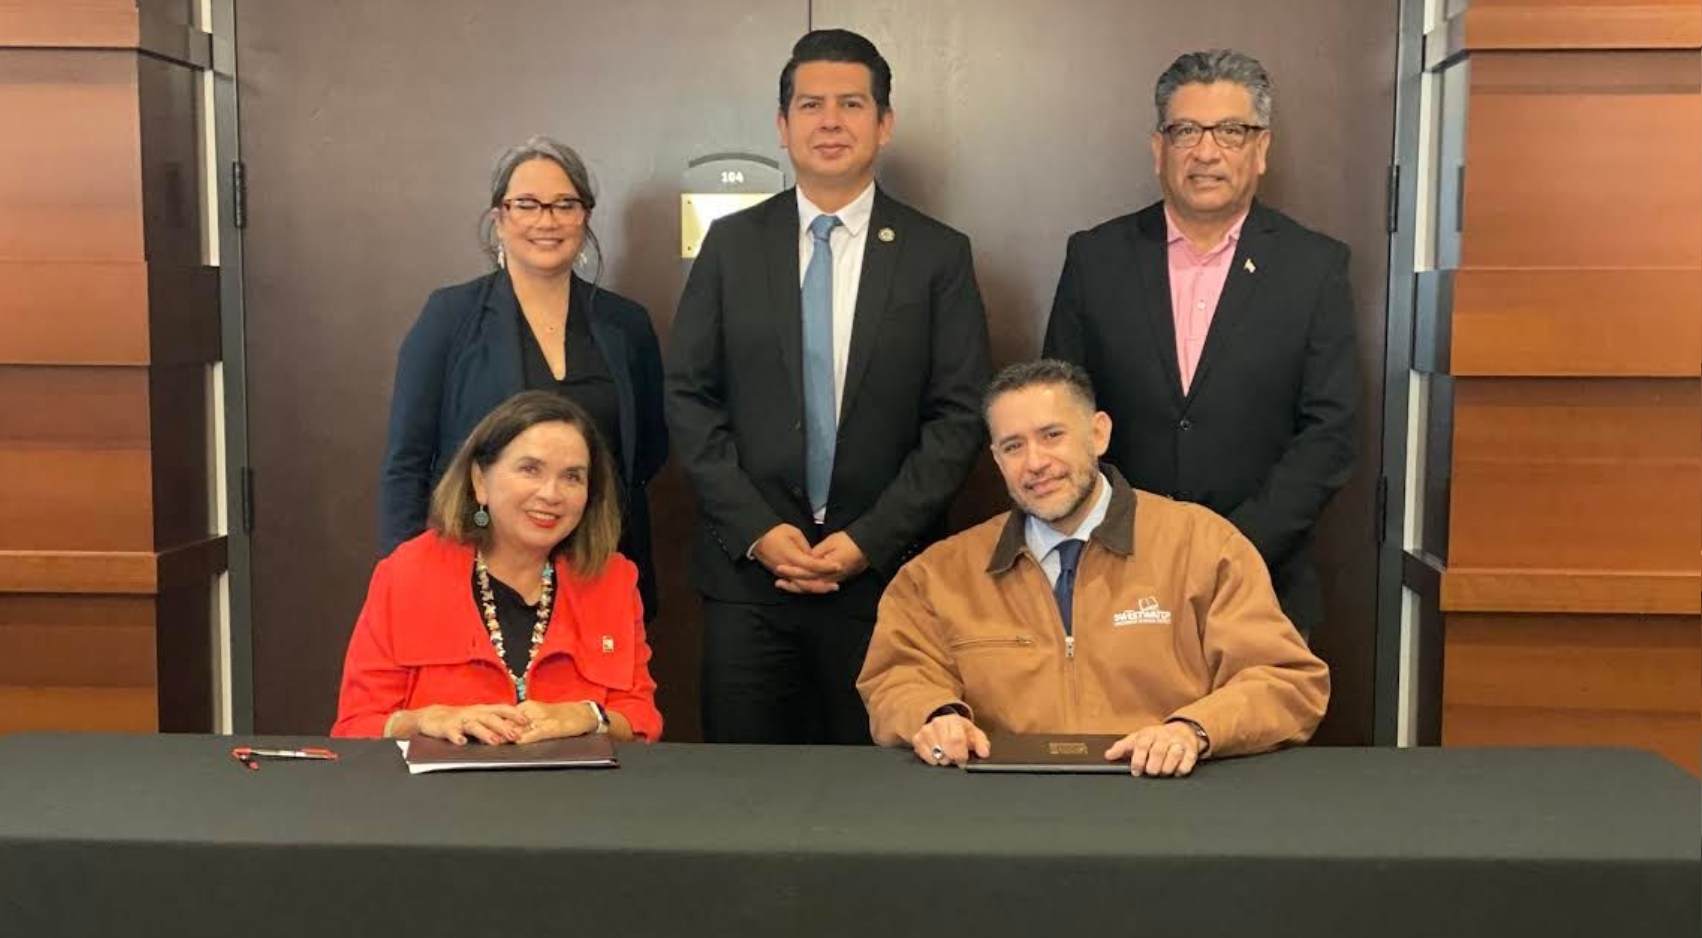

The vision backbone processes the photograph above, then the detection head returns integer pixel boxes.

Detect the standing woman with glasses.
[379,136,668,620]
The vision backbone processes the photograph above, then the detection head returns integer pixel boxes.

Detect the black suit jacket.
[1043,200,1358,630]
[378,270,668,616]
[666,187,991,617]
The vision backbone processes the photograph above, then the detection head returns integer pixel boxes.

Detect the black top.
[380,271,668,620]
[474,567,556,680]
[520,305,624,483]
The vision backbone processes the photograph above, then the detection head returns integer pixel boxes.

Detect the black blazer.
[1043,200,1358,630]
[666,187,991,617]
[378,270,668,617]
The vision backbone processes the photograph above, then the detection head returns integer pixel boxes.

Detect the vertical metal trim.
[1373,0,1431,746]
[1412,268,1454,375]
[213,0,254,734]
[1401,550,1446,745]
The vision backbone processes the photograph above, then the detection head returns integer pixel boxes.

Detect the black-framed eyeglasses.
[1160,121,1267,150]
[501,197,589,221]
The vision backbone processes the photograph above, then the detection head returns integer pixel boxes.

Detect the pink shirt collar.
[1164,207,1249,260]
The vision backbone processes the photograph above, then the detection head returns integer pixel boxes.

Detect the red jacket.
[332,532,663,740]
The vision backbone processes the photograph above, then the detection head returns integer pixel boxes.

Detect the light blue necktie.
[802,214,841,515]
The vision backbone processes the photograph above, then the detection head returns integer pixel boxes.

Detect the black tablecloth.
[0,733,1694,937]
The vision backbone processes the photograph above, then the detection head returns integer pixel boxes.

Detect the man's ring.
[930,745,946,762]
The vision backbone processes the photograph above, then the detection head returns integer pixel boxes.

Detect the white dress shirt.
[796,182,875,420]
[1024,472,1113,588]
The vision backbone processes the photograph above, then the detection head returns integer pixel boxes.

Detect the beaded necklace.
[473,552,554,701]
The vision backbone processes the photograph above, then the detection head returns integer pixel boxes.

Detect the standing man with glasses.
[1043,50,1359,636]
[667,29,991,744]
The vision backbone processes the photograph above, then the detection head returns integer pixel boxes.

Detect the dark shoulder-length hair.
[428,391,621,576]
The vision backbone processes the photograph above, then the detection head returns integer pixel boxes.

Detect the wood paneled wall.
[0,0,224,733]
[1438,0,1701,773]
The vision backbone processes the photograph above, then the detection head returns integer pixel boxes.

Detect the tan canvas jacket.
[857,469,1329,757]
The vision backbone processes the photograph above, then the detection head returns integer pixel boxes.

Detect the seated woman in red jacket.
[333,390,662,743]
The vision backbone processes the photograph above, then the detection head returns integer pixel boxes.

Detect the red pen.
[230,746,339,770]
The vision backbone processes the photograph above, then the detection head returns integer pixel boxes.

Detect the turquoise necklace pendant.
[474,553,554,704]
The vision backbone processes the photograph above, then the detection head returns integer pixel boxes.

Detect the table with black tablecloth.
[0,733,1694,937]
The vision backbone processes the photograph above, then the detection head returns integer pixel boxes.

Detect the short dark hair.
[982,359,1098,420]
[429,391,621,576]
[778,29,893,114]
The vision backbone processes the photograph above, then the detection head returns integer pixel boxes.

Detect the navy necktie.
[1053,539,1085,635]
[802,213,841,515]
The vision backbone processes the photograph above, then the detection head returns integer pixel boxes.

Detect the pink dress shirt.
[1166,209,1247,395]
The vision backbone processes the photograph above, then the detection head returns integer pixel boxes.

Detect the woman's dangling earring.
[473,503,491,528]
[496,243,506,269]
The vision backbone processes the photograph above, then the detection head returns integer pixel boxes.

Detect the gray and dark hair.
[478,135,603,282]
[982,359,1097,421]
[1153,49,1273,129]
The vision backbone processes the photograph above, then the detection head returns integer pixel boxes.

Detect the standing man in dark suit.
[667,29,991,744]
[1043,50,1358,635]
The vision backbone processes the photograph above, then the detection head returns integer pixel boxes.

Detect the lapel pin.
[877,227,896,243]
[1243,258,1257,274]
[601,635,615,653]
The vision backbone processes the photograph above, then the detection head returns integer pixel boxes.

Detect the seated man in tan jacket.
[857,359,1329,777]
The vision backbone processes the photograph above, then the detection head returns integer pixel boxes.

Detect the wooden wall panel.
[1444,612,1700,774]
[0,594,156,688]
[0,365,154,551]
[1443,568,1699,615]
[0,262,153,364]
[0,687,158,734]
[0,50,144,261]
[1462,52,1701,269]
[1461,1,1702,51]
[0,551,159,594]
[0,364,151,440]
[1448,378,1700,571]
[0,449,154,550]
[1439,11,1701,774]
[1450,268,1702,378]
[0,0,194,52]
[0,3,223,733]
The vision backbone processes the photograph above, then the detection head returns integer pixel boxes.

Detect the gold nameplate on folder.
[965,733,1127,774]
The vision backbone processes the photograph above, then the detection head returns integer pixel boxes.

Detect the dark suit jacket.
[378,270,668,617]
[1043,200,1358,630]
[666,186,991,618]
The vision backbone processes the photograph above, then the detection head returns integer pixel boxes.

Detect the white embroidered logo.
[1113,596,1172,626]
